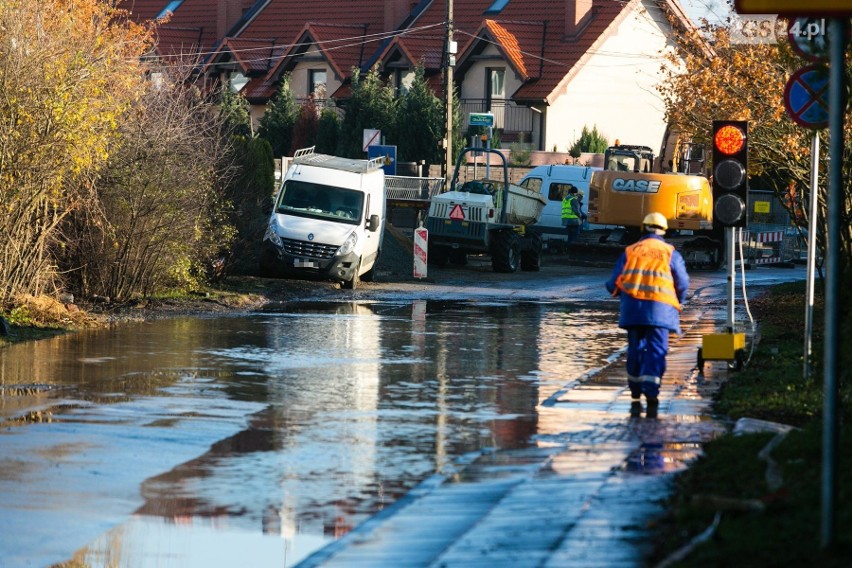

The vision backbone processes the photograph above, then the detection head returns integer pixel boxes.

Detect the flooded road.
[0,298,624,567]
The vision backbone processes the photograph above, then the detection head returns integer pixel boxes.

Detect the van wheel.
[362,251,379,282]
[361,266,375,282]
[343,266,359,290]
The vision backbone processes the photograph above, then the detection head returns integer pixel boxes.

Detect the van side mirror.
[367,214,380,232]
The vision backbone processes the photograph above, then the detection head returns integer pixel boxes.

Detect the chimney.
[565,0,593,37]
[218,0,242,39]
[385,0,416,32]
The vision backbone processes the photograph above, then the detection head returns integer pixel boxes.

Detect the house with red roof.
[122,0,696,156]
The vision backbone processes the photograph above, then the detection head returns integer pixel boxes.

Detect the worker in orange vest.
[605,212,690,417]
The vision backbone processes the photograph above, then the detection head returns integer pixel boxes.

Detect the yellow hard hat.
[642,212,667,231]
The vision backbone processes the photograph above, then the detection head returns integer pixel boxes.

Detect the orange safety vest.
[614,238,682,310]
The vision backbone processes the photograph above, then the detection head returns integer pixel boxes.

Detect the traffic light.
[711,120,748,228]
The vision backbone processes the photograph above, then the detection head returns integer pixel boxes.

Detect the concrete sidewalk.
[299,298,736,567]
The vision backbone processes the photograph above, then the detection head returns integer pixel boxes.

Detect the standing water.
[0,300,620,567]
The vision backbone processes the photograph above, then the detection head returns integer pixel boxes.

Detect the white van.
[260,147,386,289]
[518,164,601,250]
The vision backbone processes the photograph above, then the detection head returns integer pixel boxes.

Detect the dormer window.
[485,0,511,15]
[156,0,184,20]
[230,72,249,93]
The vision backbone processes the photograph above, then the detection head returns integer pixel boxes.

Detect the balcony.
[459,99,536,145]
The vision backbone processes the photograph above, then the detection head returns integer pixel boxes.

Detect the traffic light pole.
[804,133,819,380]
[726,227,736,332]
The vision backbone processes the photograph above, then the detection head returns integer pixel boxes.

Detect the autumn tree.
[0,0,151,303]
[658,18,852,272]
[61,68,235,299]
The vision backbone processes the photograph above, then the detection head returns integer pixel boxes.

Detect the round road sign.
[783,65,829,129]
[788,18,830,61]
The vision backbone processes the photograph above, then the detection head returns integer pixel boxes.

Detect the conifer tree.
[258,76,299,158]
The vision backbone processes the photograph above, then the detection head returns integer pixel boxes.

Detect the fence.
[738,190,803,266]
[739,225,802,266]
[385,176,445,203]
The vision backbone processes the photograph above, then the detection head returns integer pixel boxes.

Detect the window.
[395,70,415,95]
[486,68,505,110]
[520,177,542,193]
[309,69,327,98]
[550,183,575,201]
[230,72,249,93]
[490,68,505,98]
[277,180,363,225]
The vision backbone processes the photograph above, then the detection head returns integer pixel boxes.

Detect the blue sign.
[784,65,829,129]
[367,145,397,175]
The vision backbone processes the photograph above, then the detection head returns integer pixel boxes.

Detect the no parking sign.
[784,65,830,129]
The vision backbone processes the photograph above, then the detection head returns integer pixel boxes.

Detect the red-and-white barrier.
[741,230,785,265]
[742,230,784,244]
[413,227,428,278]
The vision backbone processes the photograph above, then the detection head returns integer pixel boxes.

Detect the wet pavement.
[296,294,733,567]
[0,262,806,567]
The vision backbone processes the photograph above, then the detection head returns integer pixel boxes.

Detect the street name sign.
[468,112,494,127]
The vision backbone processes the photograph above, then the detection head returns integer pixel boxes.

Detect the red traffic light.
[714,125,746,155]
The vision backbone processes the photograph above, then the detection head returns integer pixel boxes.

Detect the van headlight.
[264,216,282,247]
[337,231,357,256]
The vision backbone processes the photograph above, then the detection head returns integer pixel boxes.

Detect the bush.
[569,125,608,156]
[60,72,234,300]
[219,136,275,276]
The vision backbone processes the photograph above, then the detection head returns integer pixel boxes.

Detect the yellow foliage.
[0,0,154,301]
[658,21,811,178]
[7,294,99,329]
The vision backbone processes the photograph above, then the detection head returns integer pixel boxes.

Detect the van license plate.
[294,258,317,268]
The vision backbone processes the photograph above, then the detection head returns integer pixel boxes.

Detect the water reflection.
[0,300,620,567]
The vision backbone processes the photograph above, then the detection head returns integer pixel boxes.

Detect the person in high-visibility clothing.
[561,185,582,243]
[605,212,689,417]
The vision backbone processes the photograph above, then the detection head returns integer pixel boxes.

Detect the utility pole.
[444,0,455,185]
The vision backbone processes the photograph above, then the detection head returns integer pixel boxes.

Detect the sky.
[680,0,732,25]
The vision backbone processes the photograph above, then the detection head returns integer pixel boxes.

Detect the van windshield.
[276,180,364,225]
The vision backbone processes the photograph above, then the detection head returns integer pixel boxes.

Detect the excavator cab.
[604,145,655,174]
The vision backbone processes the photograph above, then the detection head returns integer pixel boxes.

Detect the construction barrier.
[740,228,795,266]
[413,226,428,279]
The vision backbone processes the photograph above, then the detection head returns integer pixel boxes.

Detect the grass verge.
[649,281,851,566]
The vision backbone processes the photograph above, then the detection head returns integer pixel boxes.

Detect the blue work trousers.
[626,326,669,399]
